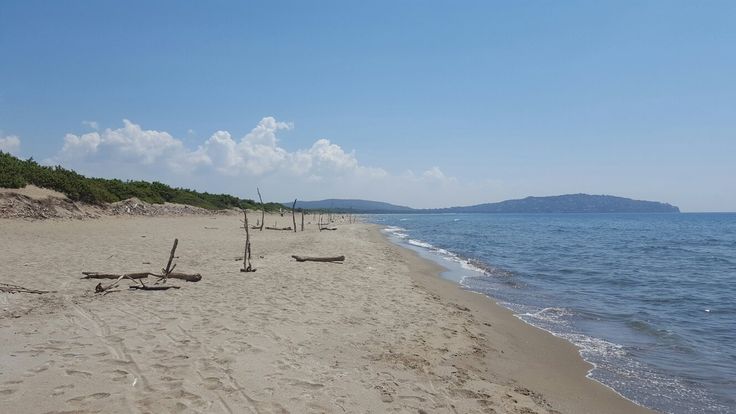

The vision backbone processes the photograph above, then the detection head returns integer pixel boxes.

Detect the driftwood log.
[83,272,147,280]
[94,274,182,294]
[265,226,292,231]
[0,282,53,294]
[82,272,202,282]
[130,285,180,291]
[319,227,337,231]
[87,238,201,294]
[291,255,345,263]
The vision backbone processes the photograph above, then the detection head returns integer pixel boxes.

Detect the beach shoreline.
[1,214,653,413]
[372,224,655,414]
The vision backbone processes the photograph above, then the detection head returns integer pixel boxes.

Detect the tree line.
[0,151,283,211]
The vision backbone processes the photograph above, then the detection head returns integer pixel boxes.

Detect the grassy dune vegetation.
[0,151,283,211]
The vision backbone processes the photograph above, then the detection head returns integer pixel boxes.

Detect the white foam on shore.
[408,239,434,249]
[381,227,490,282]
[384,225,406,232]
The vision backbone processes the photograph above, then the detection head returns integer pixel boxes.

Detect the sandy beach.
[0,213,653,413]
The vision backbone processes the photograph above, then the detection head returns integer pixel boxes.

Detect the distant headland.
[290,194,681,214]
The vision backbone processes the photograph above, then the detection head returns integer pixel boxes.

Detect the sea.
[370,213,736,414]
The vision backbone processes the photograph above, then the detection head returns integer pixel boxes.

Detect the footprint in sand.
[202,376,225,391]
[28,362,53,373]
[285,378,324,390]
[0,388,18,396]
[66,392,111,404]
[108,369,130,383]
[160,376,185,390]
[51,384,74,396]
[65,369,92,378]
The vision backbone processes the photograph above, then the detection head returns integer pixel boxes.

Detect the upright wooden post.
[163,239,178,276]
[241,209,255,272]
[292,199,297,233]
[301,210,305,231]
[257,187,265,231]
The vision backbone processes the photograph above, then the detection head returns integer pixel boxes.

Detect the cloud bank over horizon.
[24,117,468,207]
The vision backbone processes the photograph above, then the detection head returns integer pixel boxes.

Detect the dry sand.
[0,213,653,413]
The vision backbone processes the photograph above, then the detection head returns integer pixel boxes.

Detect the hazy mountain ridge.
[290,194,680,213]
[292,199,414,213]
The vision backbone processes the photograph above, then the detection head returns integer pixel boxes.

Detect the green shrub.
[0,151,283,211]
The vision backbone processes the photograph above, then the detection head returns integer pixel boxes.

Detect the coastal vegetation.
[0,151,283,211]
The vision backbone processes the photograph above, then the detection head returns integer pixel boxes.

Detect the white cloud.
[0,135,21,155]
[55,119,186,168]
[52,117,378,181]
[47,116,475,207]
[82,120,99,130]
[400,166,456,184]
[422,166,452,182]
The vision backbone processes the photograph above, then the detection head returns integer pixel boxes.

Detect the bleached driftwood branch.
[291,255,345,263]
[257,187,265,231]
[0,283,53,294]
[241,208,255,272]
[82,272,202,282]
[86,238,201,293]
[265,226,292,231]
[292,199,297,233]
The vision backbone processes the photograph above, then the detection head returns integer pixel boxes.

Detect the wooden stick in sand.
[241,209,256,272]
[292,199,297,233]
[291,255,345,263]
[257,187,265,231]
[160,238,179,283]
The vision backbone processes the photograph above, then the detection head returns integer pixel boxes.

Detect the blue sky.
[1,1,734,211]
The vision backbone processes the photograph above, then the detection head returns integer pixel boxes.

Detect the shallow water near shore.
[371,213,736,414]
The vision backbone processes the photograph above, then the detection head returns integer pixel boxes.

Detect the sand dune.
[0,213,651,413]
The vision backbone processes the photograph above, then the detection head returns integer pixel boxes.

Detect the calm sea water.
[370,213,736,414]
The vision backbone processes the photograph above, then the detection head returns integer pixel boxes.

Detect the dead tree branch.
[241,209,256,272]
[83,272,202,282]
[291,255,345,263]
[257,187,265,231]
[265,226,292,231]
[161,238,179,282]
[0,282,53,294]
[292,199,297,233]
[130,285,180,291]
[86,239,201,293]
